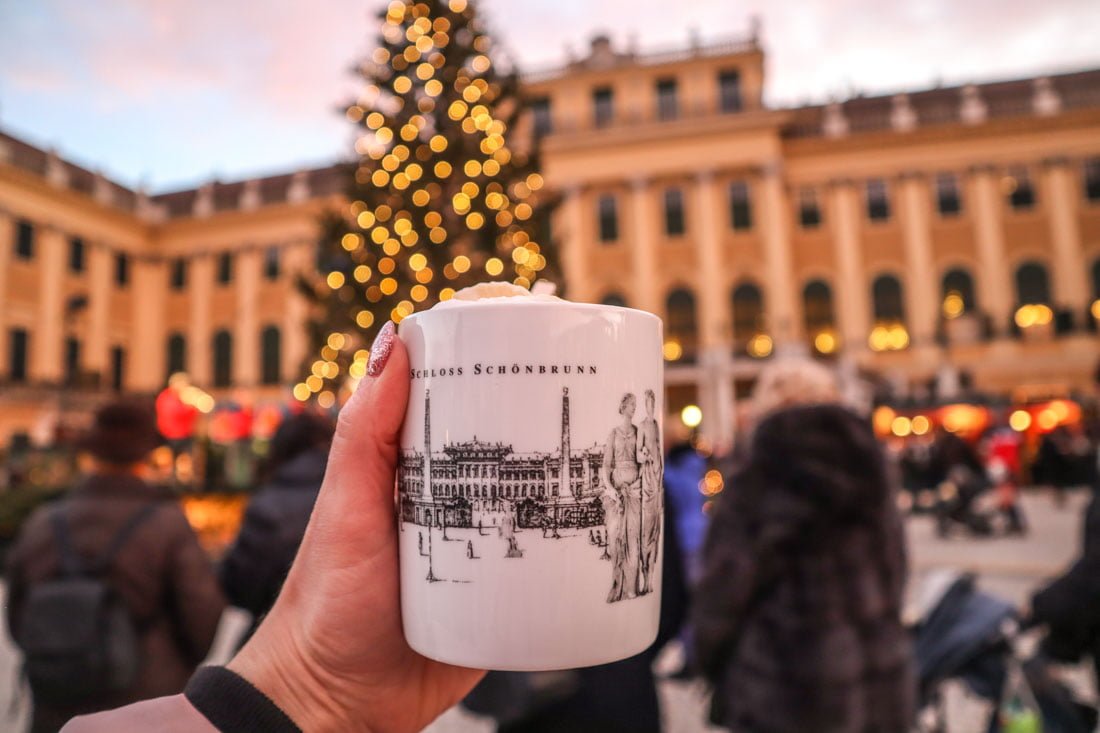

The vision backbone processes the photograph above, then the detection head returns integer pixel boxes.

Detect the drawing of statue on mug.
[638,389,662,595]
[602,391,661,602]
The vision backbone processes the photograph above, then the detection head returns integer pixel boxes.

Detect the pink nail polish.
[367,321,396,377]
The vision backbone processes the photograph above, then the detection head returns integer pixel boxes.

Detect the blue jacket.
[664,443,708,560]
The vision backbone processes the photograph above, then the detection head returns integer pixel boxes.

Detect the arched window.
[802,280,837,354]
[941,268,977,317]
[802,280,835,333]
[872,274,906,323]
[261,326,281,385]
[600,292,627,307]
[166,333,186,380]
[665,288,698,362]
[212,329,232,388]
[731,282,765,344]
[597,194,618,243]
[1015,261,1051,305]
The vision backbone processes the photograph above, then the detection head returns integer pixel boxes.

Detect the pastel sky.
[1,0,1098,192]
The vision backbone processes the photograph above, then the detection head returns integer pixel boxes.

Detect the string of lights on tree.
[294,0,557,407]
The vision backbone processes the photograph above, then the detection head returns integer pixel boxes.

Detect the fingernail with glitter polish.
[367,321,396,377]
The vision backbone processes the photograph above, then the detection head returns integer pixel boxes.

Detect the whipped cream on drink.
[433,280,562,308]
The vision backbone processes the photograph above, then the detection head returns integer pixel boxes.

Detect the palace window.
[531,97,552,136]
[263,246,280,280]
[217,252,234,284]
[65,337,81,385]
[593,87,614,128]
[1013,261,1054,332]
[213,329,232,387]
[1090,260,1100,325]
[719,70,742,113]
[166,333,186,379]
[935,173,962,216]
[666,288,698,363]
[807,292,839,353]
[872,274,906,322]
[798,187,822,228]
[1084,158,1100,202]
[15,219,34,260]
[110,346,125,391]
[941,269,977,318]
[732,282,765,352]
[171,258,187,290]
[664,188,686,236]
[1006,166,1036,210]
[1015,261,1051,305]
[870,274,908,351]
[261,325,281,385]
[656,78,679,120]
[866,179,890,221]
[597,194,618,242]
[114,253,129,286]
[802,280,835,333]
[729,181,752,230]
[600,292,627,307]
[8,328,28,382]
[68,236,85,273]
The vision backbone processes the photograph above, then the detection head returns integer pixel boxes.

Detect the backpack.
[16,502,161,706]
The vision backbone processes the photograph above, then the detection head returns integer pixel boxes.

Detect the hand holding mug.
[229,323,484,732]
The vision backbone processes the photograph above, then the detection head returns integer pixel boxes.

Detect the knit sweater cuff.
[185,665,301,733]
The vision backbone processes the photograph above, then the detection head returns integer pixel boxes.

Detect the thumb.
[326,321,410,510]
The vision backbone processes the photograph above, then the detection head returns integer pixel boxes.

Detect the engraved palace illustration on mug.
[398,385,663,603]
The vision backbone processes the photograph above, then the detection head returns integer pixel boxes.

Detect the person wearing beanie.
[5,399,226,732]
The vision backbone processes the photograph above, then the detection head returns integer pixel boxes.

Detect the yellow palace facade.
[2,30,1100,445]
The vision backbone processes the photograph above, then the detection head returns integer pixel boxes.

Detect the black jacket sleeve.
[218,496,287,617]
[692,488,759,681]
[1031,494,1100,632]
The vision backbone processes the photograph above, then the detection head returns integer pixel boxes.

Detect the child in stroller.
[913,570,1097,732]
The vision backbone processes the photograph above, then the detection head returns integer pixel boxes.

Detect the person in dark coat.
[5,401,226,733]
[694,403,915,733]
[219,411,334,640]
[1030,485,1100,684]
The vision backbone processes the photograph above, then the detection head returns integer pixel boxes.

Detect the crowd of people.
[896,417,1098,538]
[2,334,1098,732]
[3,403,335,732]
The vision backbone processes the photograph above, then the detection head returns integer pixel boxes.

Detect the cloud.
[2,0,370,119]
[483,0,1100,104]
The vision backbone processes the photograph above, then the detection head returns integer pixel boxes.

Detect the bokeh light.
[680,405,703,428]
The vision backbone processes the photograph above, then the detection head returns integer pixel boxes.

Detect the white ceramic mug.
[397,297,664,670]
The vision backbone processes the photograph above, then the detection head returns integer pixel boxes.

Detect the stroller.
[913,570,1097,732]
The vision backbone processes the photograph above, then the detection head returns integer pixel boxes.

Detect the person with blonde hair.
[750,356,841,419]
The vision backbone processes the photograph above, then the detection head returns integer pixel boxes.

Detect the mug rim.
[400,299,661,325]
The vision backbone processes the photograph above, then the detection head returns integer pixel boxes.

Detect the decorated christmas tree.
[295,0,555,407]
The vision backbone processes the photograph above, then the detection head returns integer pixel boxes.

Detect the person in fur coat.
[694,360,915,733]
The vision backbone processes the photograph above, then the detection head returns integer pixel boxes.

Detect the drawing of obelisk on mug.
[397,385,661,604]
